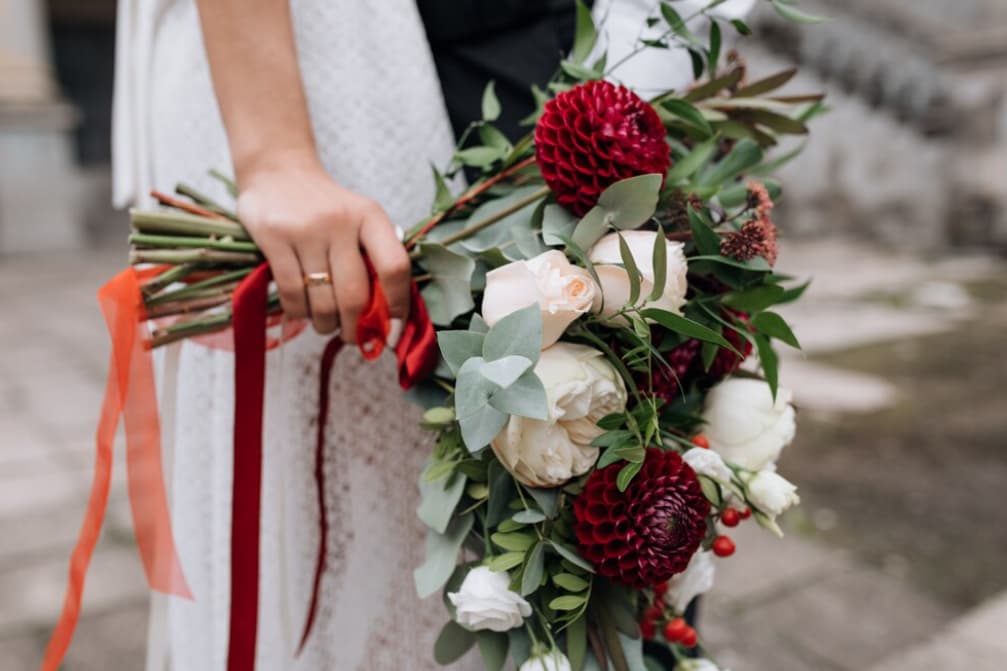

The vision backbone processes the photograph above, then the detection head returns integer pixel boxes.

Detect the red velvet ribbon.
[229,261,438,667]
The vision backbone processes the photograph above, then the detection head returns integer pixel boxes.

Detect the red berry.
[721,508,740,527]
[691,434,710,449]
[653,581,669,597]
[643,605,663,622]
[712,535,736,557]
[680,627,698,648]
[640,619,656,640]
[739,507,752,520]
[663,617,689,642]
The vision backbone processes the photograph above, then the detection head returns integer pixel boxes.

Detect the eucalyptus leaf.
[597,174,663,230]
[571,206,610,251]
[477,355,533,388]
[526,486,560,518]
[414,513,475,598]
[549,541,595,573]
[489,369,549,420]
[513,509,547,524]
[418,243,476,325]
[437,330,486,376]
[417,464,467,534]
[455,357,510,451]
[542,204,577,246]
[483,303,543,364]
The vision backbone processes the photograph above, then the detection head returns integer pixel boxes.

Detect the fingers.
[329,239,370,344]
[299,246,340,335]
[359,207,412,322]
[258,239,309,319]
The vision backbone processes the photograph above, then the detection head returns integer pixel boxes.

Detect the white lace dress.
[113,1,476,669]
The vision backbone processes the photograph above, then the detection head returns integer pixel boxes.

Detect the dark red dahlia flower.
[534,80,671,216]
[706,311,754,380]
[573,448,710,587]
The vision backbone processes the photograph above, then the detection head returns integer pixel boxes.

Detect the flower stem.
[175,183,239,221]
[146,293,232,319]
[146,268,252,306]
[405,156,538,248]
[129,248,261,266]
[411,185,550,257]
[131,209,251,241]
[141,264,198,295]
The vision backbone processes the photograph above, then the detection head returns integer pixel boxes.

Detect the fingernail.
[394,224,405,242]
[387,318,404,348]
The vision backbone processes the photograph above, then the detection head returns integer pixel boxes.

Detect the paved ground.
[0,240,1004,670]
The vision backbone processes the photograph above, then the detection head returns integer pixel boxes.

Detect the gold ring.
[303,272,332,287]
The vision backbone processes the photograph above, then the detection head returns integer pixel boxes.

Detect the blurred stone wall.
[747,0,1007,251]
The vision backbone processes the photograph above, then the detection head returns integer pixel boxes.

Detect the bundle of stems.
[134,160,543,348]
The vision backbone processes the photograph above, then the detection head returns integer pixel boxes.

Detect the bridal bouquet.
[50,2,824,670]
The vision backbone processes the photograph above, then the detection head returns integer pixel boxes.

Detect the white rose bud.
[482,250,596,349]
[588,230,688,320]
[746,470,800,519]
[519,650,573,671]
[492,343,627,487]
[664,550,716,613]
[682,447,733,485]
[702,378,796,471]
[447,566,532,632]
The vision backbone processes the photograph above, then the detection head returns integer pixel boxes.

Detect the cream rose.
[491,343,627,487]
[482,250,596,348]
[664,550,716,613]
[448,566,532,632]
[588,230,688,319]
[519,651,573,671]
[702,378,796,471]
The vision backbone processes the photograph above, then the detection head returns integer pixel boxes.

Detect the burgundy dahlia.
[534,80,671,216]
[573,448,710,587]
[706,311,754,380]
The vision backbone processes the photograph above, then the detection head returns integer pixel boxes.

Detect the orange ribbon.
[41,267,192,671]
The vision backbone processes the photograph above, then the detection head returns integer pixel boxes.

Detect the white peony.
[588,231,688,320]
[746,470,800,519]
[682,447,733,486]
[702,378,796,471]
[492,343,627,487]
[482,250,596,349]
[519,650,573,671]
[448,566,532,632]
[664,550,716,613]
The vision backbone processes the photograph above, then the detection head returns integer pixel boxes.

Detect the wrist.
[234,144,323,189]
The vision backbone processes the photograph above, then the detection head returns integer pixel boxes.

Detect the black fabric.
[418,0,583,143]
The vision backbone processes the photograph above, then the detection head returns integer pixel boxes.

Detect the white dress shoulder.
[113,1,476,670]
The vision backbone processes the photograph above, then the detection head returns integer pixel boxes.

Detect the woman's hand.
[237,156,411,342]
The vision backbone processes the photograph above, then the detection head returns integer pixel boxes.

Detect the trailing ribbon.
[41,268,192,671]
[43,261,438,671]
[295,261,438,655]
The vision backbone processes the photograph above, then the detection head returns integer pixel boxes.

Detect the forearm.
[195,0,319,185]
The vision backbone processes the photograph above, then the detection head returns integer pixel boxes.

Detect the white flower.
[664,550,716,613]
[482,250,596,348]
[702,378,796,471]
[448,566,532,632]
[492,343,627,487]
[746,470,800,519]
[588,230,688,320]
[679,658,730,671]
[519,650,573,671]
[682,447,733,485]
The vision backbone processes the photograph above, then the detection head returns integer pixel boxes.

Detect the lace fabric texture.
[116,1,477,668]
